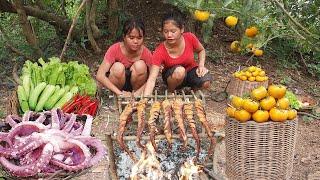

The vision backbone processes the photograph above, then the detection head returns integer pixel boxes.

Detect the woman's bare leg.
[130,60,148,90]
[167,66,186,92]
[109,62,126,89]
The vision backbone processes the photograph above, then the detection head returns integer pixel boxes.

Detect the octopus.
[0,109,107,177]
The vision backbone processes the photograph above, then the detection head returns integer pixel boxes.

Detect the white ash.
[114,138,210,179]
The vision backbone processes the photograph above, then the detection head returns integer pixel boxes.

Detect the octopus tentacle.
[50,108,61,129]
[5,115,21,127]
[81,115,93,136]
[7,121,47,144]
[50,139,91,171]
[0,143,53,177]
[70,122,84,136]
[74,136,107,166]
[62,114,77,133]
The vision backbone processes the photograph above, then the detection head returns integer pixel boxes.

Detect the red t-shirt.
[152,32,201,72]
[103,42,152,68]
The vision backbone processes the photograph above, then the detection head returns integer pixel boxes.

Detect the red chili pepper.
[78,102,96,115]
[88,101,98,116]
[63,100,83,113]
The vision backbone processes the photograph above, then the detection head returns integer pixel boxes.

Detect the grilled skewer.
[147,101,161,152]
[194,99,216,158]
[117,101,137,162]
[173,98,188,150]
[183,99,201,159]
[161,99,173,149]
[136,99,147,150]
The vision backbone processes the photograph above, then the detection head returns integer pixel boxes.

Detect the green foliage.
[167,0,320,78]
[285,90,301,110]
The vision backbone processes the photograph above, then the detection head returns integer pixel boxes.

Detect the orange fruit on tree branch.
[230,41,241,52]
[194,10,210,22]
[245,26,258,37]
[225,16,238,27]
[253,49,264,56]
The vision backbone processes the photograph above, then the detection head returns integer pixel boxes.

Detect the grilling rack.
[104,89,224,180]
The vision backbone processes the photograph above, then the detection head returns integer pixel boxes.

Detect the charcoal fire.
[130,142,164,180]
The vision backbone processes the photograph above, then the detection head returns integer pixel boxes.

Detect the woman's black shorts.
[162,65,213,89]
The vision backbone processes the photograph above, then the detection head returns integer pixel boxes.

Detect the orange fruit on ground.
[242,99,259,113]
[234,109,251,122]
[226,106,237,118]
[230,41,241,52]
[287,109,297,120]
[252,110,269,123]
[225,16,238,27]
[250,86,268,101]
[260,96,276,110]
[269,108,288,122]
[277,97,290,109]
[245,26,258,37]
[268,85,287,99]
[194,10,210,21]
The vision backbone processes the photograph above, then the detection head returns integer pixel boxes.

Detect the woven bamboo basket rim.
[226,116,297,125]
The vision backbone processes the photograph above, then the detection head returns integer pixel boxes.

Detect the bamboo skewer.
[110,133,215,141]
[106,134,119,180]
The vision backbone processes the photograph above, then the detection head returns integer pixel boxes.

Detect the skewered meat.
[183,101,201,158]
[117,103,137,162]
[148,101,161,152]
[136,99,147,150]
[194,99,216,157]
[173,98,188,150]
[161,99,173,149]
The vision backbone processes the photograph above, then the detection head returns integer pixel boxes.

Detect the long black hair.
[161,12,185,29]
[122,18,145,38]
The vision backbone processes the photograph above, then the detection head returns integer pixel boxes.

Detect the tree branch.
[272,0,318,39]
[86,0,101,54]
[0,0,77,35]
[60,0,87,60]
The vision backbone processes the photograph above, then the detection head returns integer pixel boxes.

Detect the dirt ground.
[0,0,319,179]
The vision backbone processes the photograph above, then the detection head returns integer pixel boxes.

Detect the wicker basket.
[227,77,269,97]
[225,117,298,180]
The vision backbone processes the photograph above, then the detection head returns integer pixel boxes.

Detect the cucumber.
[35,84,56,112]
[28,82,47,110]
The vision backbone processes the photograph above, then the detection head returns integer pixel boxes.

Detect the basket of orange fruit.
[227,66,269,97]
[225,84,298,180]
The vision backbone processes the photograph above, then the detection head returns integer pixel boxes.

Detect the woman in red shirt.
[96,18,152,96]
[144,13,212,95]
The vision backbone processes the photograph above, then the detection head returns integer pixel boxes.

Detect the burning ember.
[179,159,207,180]
[130,143,164,179]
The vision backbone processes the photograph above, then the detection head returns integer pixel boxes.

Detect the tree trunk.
[90,0,101,38]
[13,0,43,58]
[107,0,120,40]
[86,0,101,54]
[0,0,78,36]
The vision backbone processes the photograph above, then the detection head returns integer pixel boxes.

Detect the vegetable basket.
[227,77,269,97]
[5,88,102,117]
[225,117,298,180]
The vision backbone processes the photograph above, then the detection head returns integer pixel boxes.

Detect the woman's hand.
[121,91,132,97]
[196,66,209,77]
